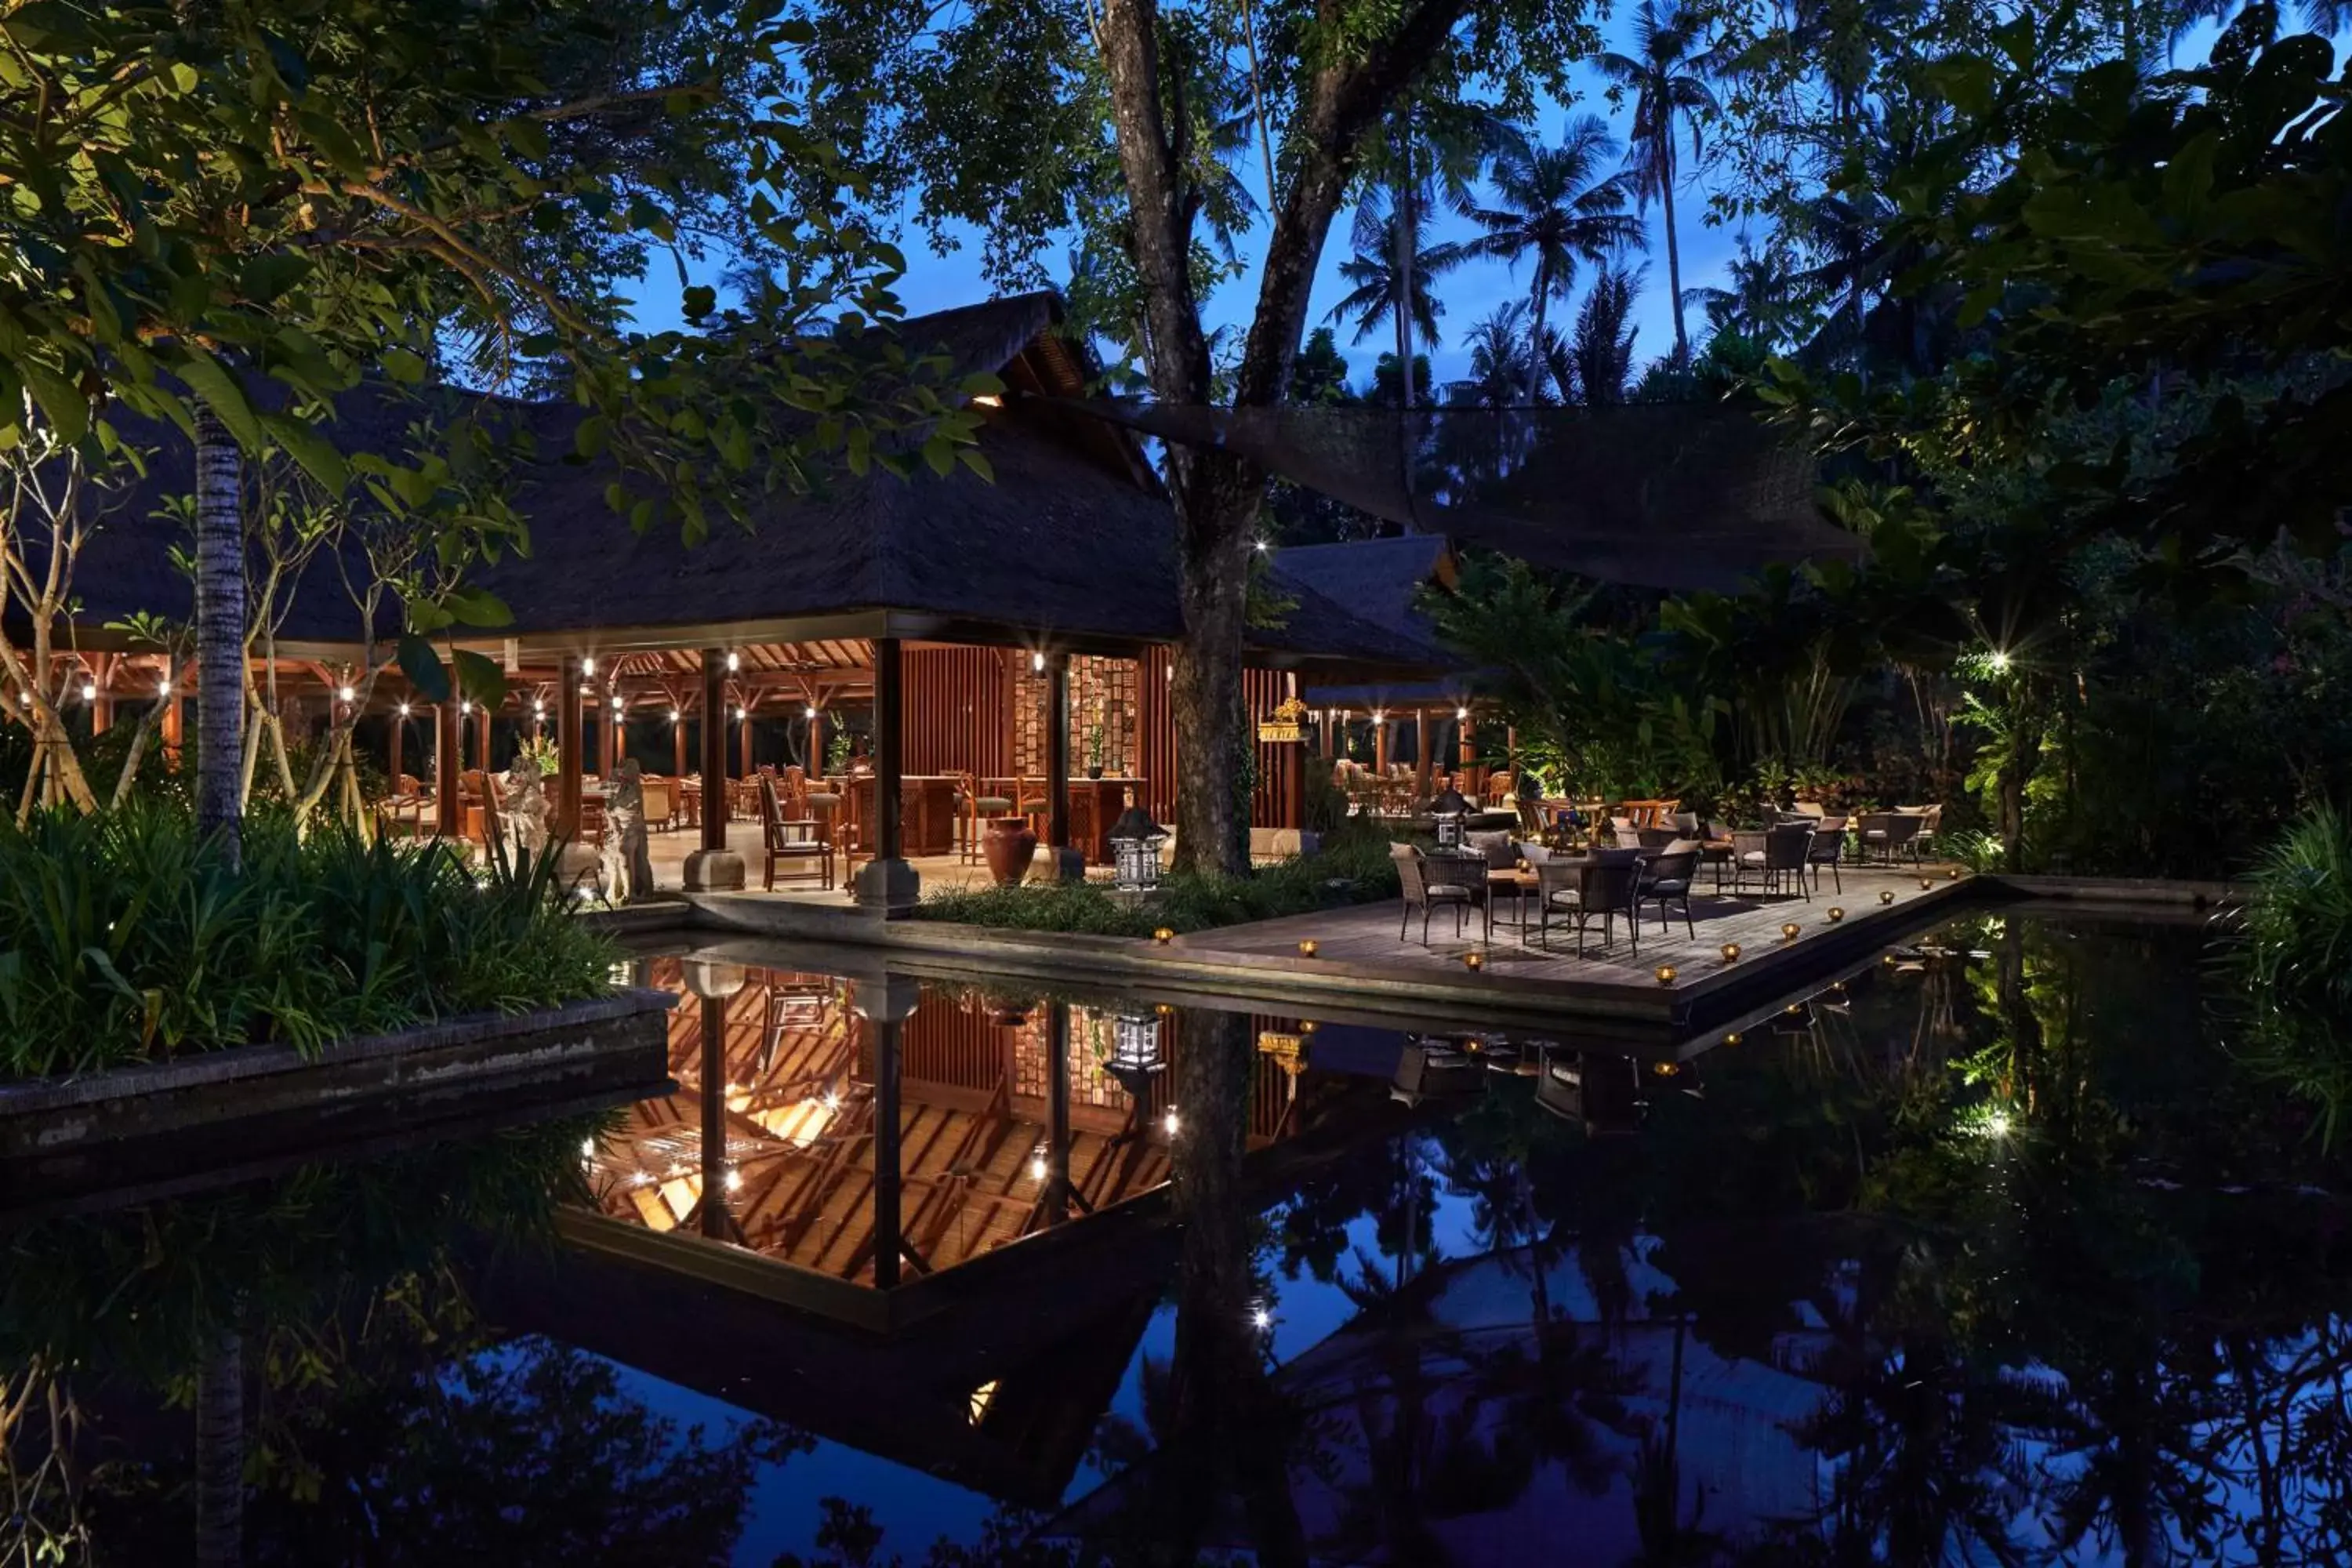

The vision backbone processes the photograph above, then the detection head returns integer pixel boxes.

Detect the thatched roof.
[43,292,1443,677]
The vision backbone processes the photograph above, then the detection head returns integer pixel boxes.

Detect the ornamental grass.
[0,804,614,1080]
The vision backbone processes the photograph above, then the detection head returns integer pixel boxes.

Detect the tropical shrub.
[2230,805,2352,1145]
[0,805,614,1080]
[914,823,1405,938]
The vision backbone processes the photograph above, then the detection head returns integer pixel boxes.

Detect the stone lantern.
[1431,783,1470,848]
[1107,803,1169,892]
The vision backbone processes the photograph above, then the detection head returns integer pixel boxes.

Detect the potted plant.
[1084,722,1106,779]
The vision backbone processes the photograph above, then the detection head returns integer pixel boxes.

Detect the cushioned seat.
[974,795,1014,813]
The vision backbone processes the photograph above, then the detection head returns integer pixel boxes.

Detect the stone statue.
[502,752,550,858]
[604,758,654,901]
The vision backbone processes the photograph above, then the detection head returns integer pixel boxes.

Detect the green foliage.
[1421,553,1720,800]
[913,825,1404,937]
[2236,804,2352,1018]
[0,805,615,1079]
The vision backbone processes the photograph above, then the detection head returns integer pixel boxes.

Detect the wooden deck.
[1181,863,1954,993]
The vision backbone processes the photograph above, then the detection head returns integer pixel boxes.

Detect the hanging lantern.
[1431,782,1470,848]
[1106,1005,1166,1100]
[1108,804,1170,892]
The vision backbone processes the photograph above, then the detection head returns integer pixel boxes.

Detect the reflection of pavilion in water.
[586,956,1338,1287]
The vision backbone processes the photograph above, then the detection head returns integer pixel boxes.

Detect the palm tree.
[1465,114,1644,401]
[192,414,245,868]
[1448,302,1540,409]
[1571,265,1644,406]
[1680,238,1808,349]
[1354,95,1528,410]
[1323,191,1464,358]
[1599,0,1721,368]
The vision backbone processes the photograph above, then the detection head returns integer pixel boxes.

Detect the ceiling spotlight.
[80,681,97,701]
[670,708,682,723]
[1456,706,1469,721]
[804,705,818,719]
[336,684,354,702]
[1030,651,1045,672]
[725,651,740,671]
[579,655,594,677]
[735,706,747,720]
[611,694,624,710]
[397,702,411,717]
[459,699,472,714]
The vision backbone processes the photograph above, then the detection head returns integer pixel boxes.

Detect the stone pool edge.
[0,988,677,1158]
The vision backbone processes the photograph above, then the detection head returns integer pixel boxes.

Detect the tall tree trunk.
[1097,0,1468,876]
[193,411,245,867]
[1528,256,1552,402]
[1661,162,1689,368]
[1392,125,1414,412]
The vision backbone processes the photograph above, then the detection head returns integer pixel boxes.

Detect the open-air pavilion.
[9,292,1453,906]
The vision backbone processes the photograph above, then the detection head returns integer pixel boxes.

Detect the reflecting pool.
[4,906,2347,1565]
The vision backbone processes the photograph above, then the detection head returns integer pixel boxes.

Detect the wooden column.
[1046,653,1070,849]
[700,648,728,851]
[1458,713,1475,770]
[475,704,492,772]
[161,663,183,756]
[873,637,904,862]
[89,660,111,737]
[434,695,460,837]
[1416,710,1432,800]
[1374,713,1390,776]
[808,706,825,776]
[388,706,405,786]
[870,1012,903,1290]
[599,691,619,777]
[739,703,753,779]
[672,708,688,779]
[555,655,583,840]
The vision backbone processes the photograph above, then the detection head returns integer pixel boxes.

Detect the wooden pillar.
[161,662,183,756]
[871,1012,903,1290]
[1374,713,1390,776]
[1457,711,1475,770]
[89,659,111,737]
[672,710,688,779]
[1046,653,1070,849]
[1283,674,1305,830]
[434,694,460,837]
[808,706,826,777]
[1415,709,1432,800]
[700,649,728,851]
[555,655,583,840]
[1506,724,1519,770]
[388,705,405,786]
[739,702,753,779]
[599,690,619,777]
[476,703,492,773]
[873,637,904,862]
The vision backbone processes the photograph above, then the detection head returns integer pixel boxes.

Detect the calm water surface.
[4,907,2347,1566]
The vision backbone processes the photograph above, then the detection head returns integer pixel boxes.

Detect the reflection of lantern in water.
[1106,1006,1166,1100]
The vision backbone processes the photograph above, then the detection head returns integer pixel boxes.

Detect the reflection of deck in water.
[576,953,1397,1298]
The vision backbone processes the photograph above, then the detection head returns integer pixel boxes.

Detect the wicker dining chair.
[1392,843,1487,944]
